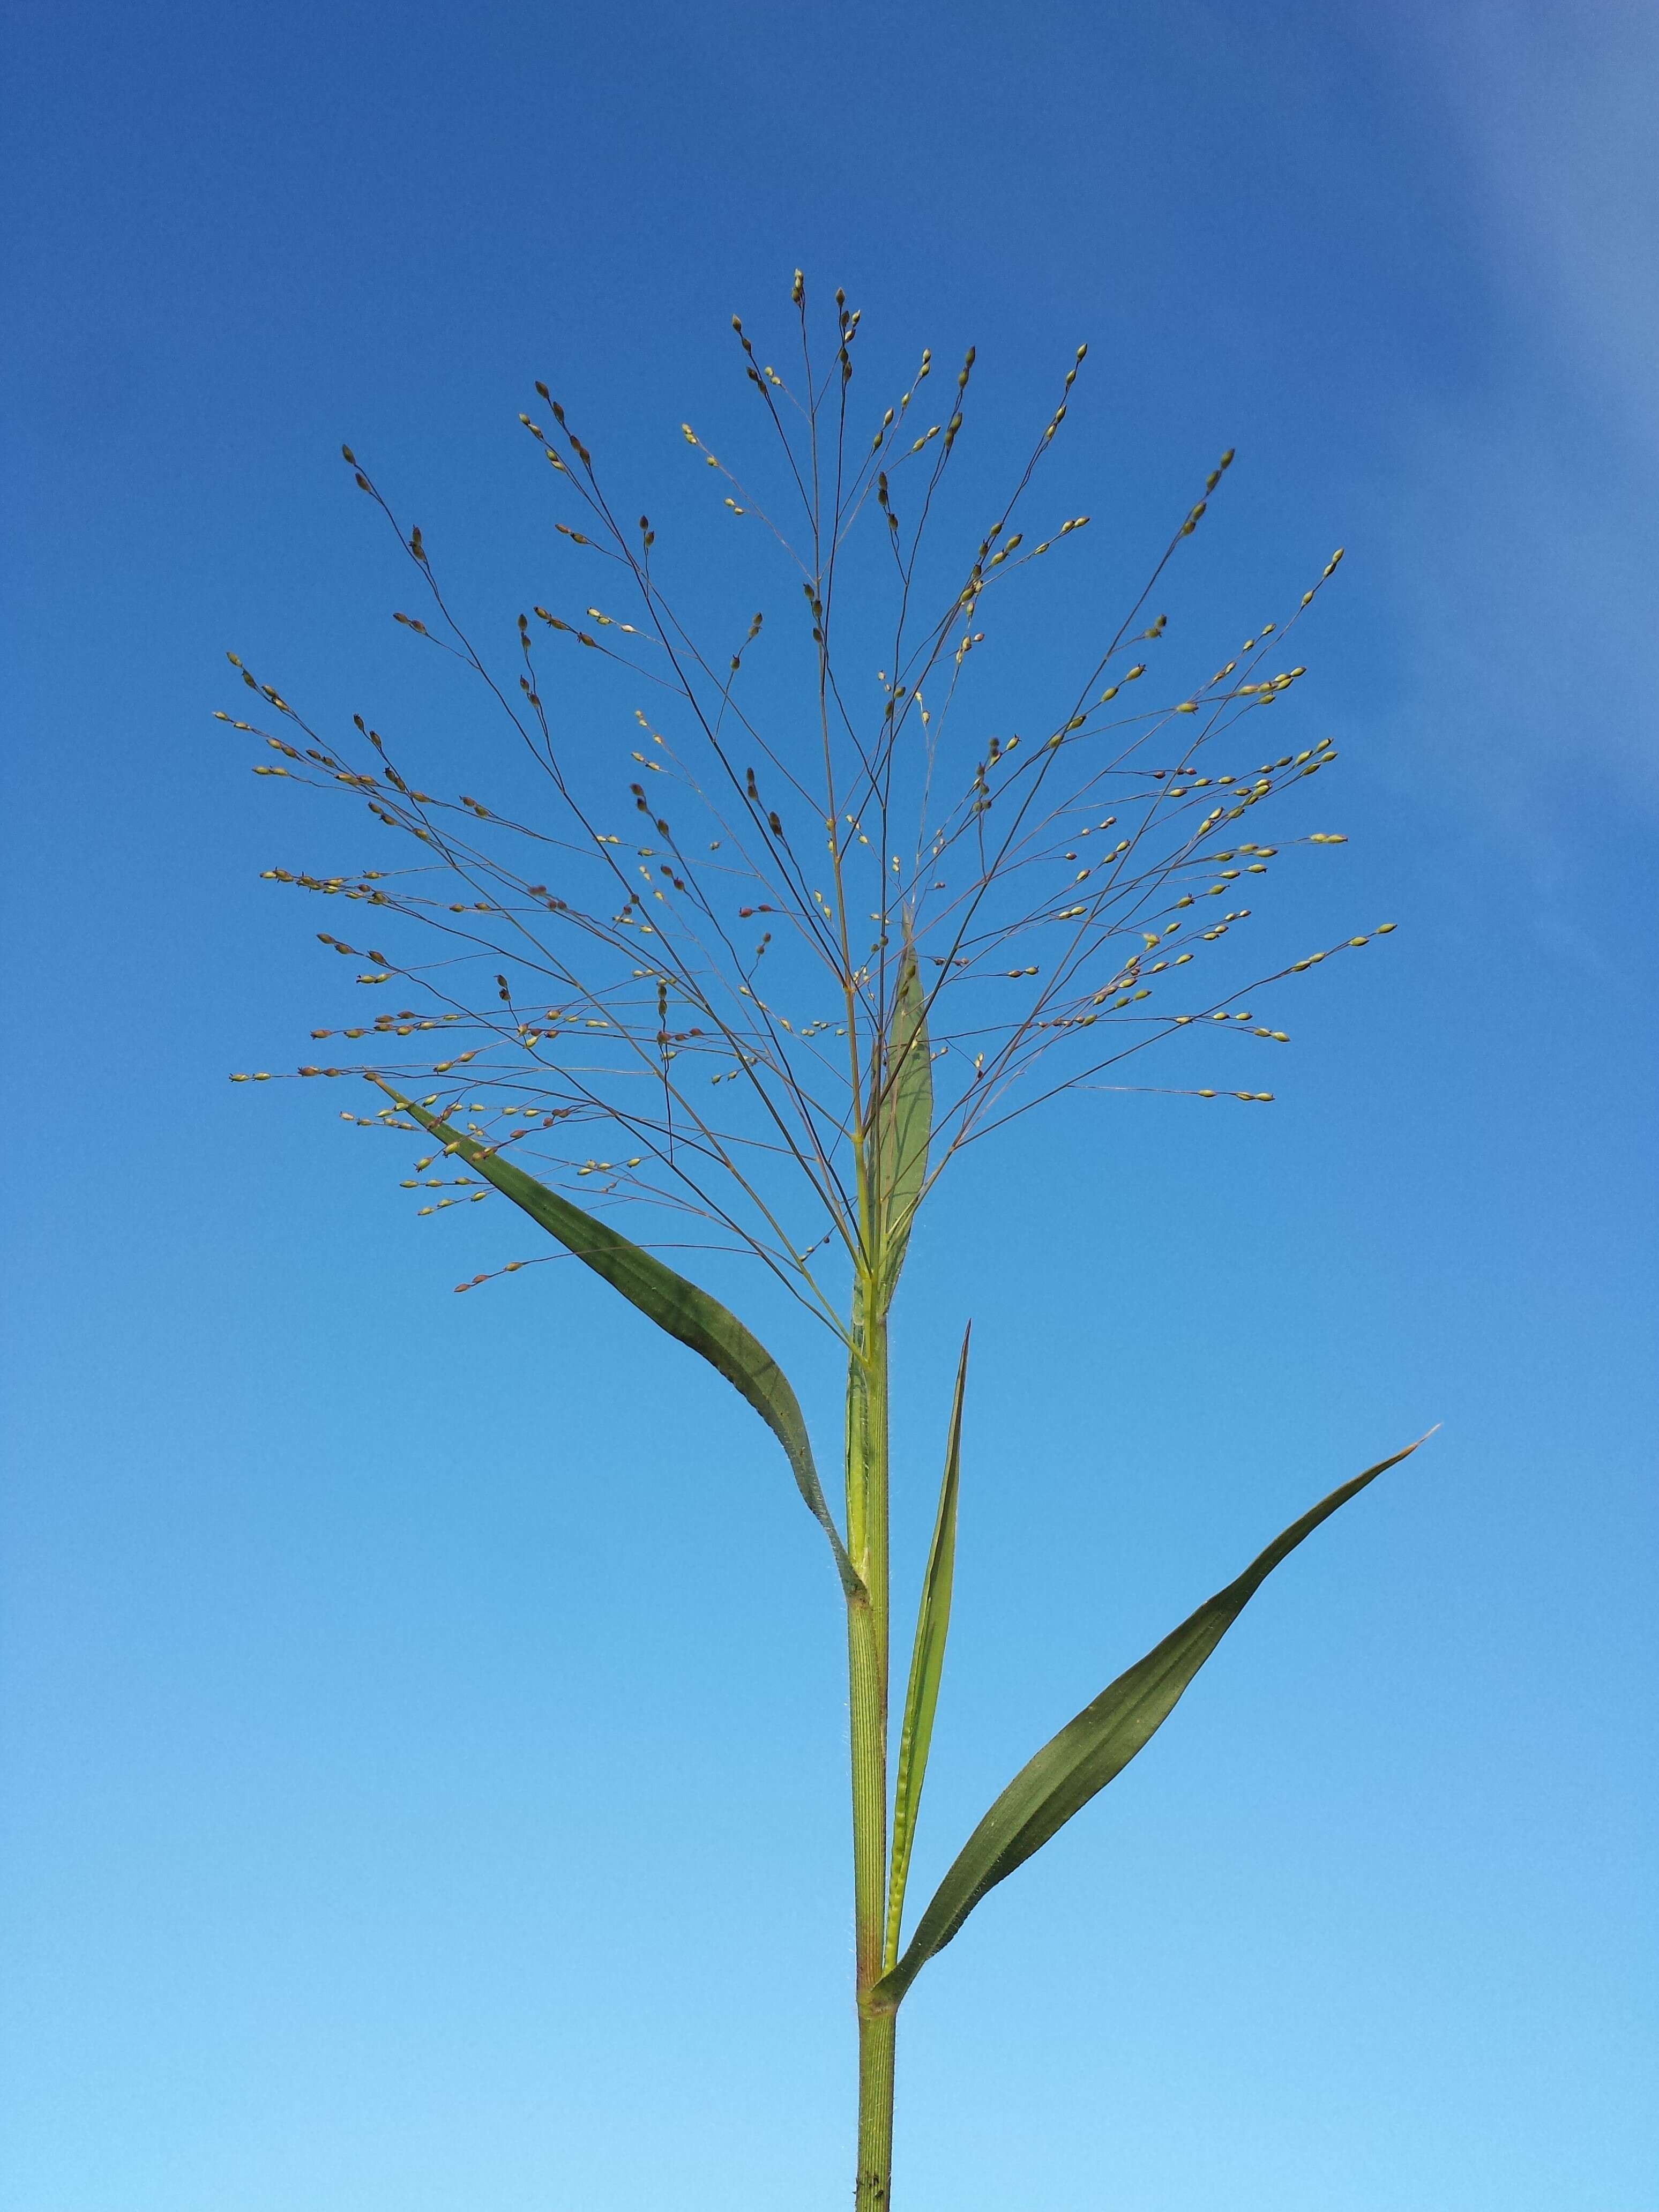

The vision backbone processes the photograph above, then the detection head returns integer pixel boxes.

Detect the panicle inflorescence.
[223,282,1392,1333]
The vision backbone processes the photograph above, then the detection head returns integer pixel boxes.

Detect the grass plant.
[223,274,1422,2207]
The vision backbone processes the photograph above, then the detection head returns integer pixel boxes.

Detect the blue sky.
[2,4,1655,2209]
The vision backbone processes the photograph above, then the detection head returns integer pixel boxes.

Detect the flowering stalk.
[845,1274,894,2208]
[225,276,1422,2208]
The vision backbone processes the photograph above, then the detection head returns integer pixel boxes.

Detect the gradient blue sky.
[3,4,1655,2209]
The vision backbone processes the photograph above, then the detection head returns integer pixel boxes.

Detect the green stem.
[845,1279,895,2210]
[856,2006,897,2211]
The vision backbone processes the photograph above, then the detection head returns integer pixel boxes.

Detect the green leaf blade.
[884,1321,971,1970]
[378,1082,864,1600]
[873,936,931,1312]
[872,1438,1426,2009]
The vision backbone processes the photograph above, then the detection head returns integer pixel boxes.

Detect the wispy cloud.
[1370,1,1659,817]
[1437,0,1657,454]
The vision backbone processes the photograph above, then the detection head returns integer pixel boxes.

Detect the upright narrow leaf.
[873,937,931,1312]
[376,1081,863,1600]
[873,1438,1426,2008]
[885,1321,971,1969]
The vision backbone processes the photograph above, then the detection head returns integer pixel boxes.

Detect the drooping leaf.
[885,1321,970,1969]
[376,1081,863,1600]
[873,1438,1426,2008]
[872,936,931,1312]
